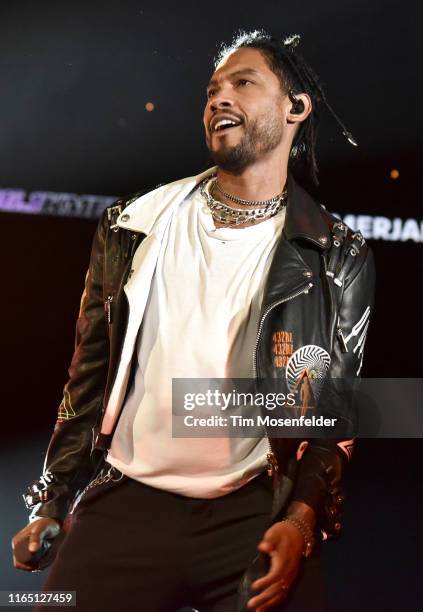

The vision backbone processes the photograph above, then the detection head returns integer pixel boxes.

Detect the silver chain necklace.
[200,177,287,227]
[215,178,287,208]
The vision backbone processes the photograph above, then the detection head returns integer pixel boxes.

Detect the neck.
[215,152,288,201]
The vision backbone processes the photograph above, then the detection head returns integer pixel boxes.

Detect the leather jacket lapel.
[284,174,331,249]
[260,174,329,311]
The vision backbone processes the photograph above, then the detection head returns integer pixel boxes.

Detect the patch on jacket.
[272,330,294,368]
[286,345,331,407]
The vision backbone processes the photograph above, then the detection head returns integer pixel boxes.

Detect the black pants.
[37,466,328,612]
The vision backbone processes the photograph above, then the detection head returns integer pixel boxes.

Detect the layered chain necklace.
[200,174,287,227]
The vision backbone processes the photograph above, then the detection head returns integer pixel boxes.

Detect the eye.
[207,89,215,99]
[237,78,252,87]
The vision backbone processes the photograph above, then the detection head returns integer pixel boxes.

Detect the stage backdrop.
[1,2,422,611]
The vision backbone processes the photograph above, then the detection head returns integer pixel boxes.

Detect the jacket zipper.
[253,282,314,475]
[336,322,349,353]
[105,295,113,325]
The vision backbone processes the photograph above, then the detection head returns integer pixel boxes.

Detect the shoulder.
[318,203,352,238]
[318,202,374,287]
[319,202,369,252]
[100,184,162,232]
[109,184,162,212]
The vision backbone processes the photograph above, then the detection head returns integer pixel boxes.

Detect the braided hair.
[214,30,357,187]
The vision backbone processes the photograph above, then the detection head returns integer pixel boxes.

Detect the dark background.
[1,1,422,610]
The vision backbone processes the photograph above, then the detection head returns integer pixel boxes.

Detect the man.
[12,30,375,611]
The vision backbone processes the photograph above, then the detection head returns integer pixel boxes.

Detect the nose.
[209,95,234,113]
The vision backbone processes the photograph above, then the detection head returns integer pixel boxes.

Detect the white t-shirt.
[107,182,286,497]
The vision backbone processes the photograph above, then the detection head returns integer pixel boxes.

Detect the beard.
[206,112,283,172]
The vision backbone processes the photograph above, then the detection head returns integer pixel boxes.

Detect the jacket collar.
[116,166,217,235]
[116,166,331,250]
[284,174,331,250]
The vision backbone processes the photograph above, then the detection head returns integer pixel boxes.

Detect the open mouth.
[211,116,243,134]
[214,123,242,135]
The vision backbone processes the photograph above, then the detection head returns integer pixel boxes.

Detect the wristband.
[281,516,315,558]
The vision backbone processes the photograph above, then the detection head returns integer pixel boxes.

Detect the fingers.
[256,591,286,612]
[11,527,40,563]
[257,540,274,554]
[252,554,296,592]
[247,578,289,610]
[28,530,42,553]
[259,526,280,550]
[11,534,38,570]
[11,518,61,571]
[12,552,35,572]
[252,568,281,592]
[248,550,299,610]
[248,556,290,610]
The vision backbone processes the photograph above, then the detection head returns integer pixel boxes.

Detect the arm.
[247,237,375,610]
[23,208,111,525]
[288,235,376,539]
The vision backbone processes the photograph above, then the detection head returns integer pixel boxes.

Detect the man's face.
[203,47,286,172]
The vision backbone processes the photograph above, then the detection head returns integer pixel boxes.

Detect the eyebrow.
[206,68,261,91]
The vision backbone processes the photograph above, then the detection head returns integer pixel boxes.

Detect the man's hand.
[12,517,61,571]
[247,520,304,611]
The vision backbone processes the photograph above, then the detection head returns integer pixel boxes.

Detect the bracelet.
[281,516,315,558]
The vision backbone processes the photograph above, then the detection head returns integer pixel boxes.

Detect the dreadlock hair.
[214,30,348,188]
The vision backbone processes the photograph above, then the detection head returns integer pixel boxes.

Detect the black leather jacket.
[23,169,375,546]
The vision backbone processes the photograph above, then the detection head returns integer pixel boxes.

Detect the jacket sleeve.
[23,209,110,525]
[289,235,376,540]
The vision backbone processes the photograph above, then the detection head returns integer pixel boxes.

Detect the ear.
[286,93,313,124]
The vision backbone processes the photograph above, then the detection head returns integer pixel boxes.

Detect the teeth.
[214,118,239,131]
